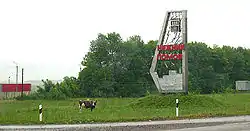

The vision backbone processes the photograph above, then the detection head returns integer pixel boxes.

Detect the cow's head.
[92,100,97,107]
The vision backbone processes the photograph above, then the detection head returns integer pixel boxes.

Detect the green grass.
[0,93,250,125]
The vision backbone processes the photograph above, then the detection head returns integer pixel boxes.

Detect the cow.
[79,99,97,112]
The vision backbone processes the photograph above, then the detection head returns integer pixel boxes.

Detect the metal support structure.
[182,11,188,95]
[150,10,188,94]
[149,11,170,93]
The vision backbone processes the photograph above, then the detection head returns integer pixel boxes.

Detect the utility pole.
[7,76,10,99]
[16,65,18,94]
[21,68,24,98]
[13,61,18,97]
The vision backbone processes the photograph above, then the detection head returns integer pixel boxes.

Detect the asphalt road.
[1,115,250,131]
[165,122,250,131]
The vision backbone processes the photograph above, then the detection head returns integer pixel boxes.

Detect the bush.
[15,90,69,100]
[129,94,227,109]
[15,93,37,100]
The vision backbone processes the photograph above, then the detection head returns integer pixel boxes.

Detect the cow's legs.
[79,104,82,112]
[91,106,94,112]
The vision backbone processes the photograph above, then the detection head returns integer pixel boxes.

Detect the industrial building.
[0,84,31,99]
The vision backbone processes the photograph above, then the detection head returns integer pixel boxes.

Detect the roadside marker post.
[39,104,42,122]
[176,99,179,117]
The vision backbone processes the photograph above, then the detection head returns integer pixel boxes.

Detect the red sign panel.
[157,44,184,61]
[157,44,184,51]
[1,84,31,92]
[157,53,182,60]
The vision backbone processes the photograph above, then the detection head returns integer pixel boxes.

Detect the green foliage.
[129,94,227,109]
[186,42,250,94]
[77,32,250,97]
[19,32,250,99]
[18,77,79,100]
[78,32,155,97]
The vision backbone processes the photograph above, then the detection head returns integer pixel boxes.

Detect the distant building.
[0,84,31,99]
[236,81,250,91]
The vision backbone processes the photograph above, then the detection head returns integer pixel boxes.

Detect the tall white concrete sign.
[150,10,188,94]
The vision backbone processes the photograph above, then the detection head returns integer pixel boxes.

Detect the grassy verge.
[0,93,250,125]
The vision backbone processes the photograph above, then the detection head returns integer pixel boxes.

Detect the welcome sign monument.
[150,10,188,94]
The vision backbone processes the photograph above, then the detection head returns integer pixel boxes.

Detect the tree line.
[18,32,250,100]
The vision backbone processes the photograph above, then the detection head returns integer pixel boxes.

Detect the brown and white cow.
[79,99,97,112]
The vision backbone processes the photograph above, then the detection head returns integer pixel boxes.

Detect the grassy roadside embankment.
[0,93,250,125]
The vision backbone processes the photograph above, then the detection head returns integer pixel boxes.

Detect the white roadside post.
[39,104,42,122]
[176,99,179,117]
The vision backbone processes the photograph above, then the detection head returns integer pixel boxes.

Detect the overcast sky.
[0,0,249,82]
